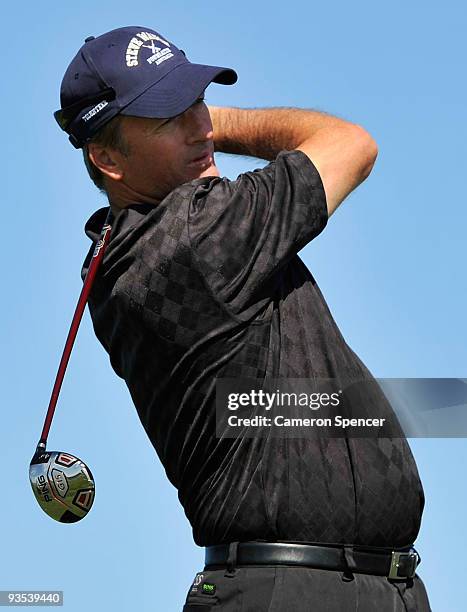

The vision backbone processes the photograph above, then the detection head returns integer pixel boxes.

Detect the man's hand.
[208,105,378,218]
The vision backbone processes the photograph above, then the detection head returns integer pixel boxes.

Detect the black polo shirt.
[82,150,424,548]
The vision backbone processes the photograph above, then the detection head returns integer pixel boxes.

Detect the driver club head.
[29,450,95,523]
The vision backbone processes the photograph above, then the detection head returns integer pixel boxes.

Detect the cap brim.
[120,62,237,119]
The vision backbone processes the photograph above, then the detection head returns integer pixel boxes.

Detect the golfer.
[55,26,431,611]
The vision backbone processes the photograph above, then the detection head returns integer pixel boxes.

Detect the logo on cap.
[82,100,109,122]
[125,31,173,67]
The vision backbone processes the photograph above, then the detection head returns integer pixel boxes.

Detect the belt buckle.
[388,549,419,580]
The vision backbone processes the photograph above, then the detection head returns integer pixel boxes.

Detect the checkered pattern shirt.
[82,150,424,547]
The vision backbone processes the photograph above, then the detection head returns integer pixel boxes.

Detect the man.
[55,26,431,611]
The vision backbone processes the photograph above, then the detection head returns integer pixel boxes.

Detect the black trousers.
[183,544,431,611]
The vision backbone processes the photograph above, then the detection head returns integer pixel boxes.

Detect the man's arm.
[208,106,378,218]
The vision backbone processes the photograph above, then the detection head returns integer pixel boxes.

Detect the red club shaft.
[39,211,114,447]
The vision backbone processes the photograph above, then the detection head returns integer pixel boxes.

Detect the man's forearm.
[208,106,355,161]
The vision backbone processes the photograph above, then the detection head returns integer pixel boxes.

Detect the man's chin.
[198,163,220,179]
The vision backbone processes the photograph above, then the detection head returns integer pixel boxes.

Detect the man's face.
[114,94,219,203]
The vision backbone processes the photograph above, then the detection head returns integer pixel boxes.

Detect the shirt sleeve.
[187,149,328,317]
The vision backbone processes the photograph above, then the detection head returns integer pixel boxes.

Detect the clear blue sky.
[2,1,466,610]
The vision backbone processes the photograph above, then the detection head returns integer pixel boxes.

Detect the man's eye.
[147,118,173,134]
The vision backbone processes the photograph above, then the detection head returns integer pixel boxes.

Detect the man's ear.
[87,143,125,181]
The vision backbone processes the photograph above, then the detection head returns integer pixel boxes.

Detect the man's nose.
[184,103,214,144]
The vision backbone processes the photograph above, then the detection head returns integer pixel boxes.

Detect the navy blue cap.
[55,26,237,148]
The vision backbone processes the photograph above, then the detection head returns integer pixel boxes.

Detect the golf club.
[29,210,113,522]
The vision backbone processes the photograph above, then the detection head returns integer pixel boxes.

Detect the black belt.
[205,541,420,580]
